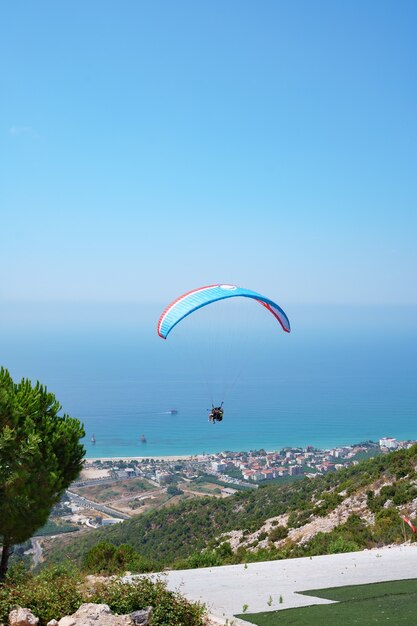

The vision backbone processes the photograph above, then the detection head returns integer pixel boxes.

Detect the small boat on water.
[140,434,147,443]
[169,409,178,414]
[90,434,96,444]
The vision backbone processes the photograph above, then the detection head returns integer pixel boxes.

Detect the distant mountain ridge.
[44,444,417,571]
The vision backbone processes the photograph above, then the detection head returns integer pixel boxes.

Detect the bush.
[216,541,233,559]
[83,542,153,574]
[328,537,360,554]
[373,509,404,544]
[167,486,184,497]
[184,550,223,569]
[0,565,83,625]
[287,512,298,528]
[91,576,206,626]
[0,566,206,626]
[269,525,288,542]
[313,493,343,517]
[288,509,314,528]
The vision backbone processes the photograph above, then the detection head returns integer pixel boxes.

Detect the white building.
[379,437,399,450]
[102,518,124,526]
[211,461,227,473]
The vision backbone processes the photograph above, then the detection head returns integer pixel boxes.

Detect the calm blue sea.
[1,304,416,457]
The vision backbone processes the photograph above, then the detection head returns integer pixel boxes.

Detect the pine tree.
[0,368,85,580]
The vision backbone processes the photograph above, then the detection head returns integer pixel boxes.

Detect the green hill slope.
[45,444,417,570]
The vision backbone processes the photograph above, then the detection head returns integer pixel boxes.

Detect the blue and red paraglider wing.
[157,284,290,339]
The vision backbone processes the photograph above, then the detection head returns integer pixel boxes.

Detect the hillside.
[44,444,417,570]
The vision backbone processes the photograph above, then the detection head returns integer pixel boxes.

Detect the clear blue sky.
[1,0,417,311]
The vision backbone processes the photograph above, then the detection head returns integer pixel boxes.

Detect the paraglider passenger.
[209,403,224,423]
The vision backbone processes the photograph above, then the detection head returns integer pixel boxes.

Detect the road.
[30,529,86,569]
[30,538,43,568]
[66,491,131,520]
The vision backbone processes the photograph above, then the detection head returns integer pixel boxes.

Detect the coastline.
[83,437,412,466]
[80,438,410,484]
[85,454,201,462]
[83,441,374,464]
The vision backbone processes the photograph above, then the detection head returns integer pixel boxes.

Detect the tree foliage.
[0,367,85,579]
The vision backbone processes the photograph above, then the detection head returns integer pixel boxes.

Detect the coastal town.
[80,436,413,486]
[51,436,414,527]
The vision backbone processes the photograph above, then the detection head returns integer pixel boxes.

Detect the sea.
[1,303,416,458]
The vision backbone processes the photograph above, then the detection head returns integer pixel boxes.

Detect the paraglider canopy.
[157,284,291,339]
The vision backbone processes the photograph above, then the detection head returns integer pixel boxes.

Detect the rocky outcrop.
[130,609,153,625]
[8,608,39,626]
[223,480,399,554]
[9,605,153,626]
[57,604,134,626]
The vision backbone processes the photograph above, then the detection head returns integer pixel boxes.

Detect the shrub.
[313,493,343,517]
[184,549,223,569]
[0,565,83,626]
[287,512,298,528]
[83,542,153,574]
[83,541,117,573]
[0,566,206,626]
[328,537,360,554]
[269,525,288,542]
[216,541,233,559]
[288,509,314,528]
[91,576,206,626]
[373,509,404,544]
[167,485,184,497]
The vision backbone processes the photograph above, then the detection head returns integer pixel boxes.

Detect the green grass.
[300,578,417,602]
[236,579,417,625]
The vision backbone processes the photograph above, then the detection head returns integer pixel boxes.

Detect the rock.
[130,607,153,625]
[57,604,133,626]
[47,621,59,626]
[8,607,39,626]
[56,619,76,626]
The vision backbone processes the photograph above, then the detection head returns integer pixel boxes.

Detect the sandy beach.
[85,454,201,462]
[81,455,202,480]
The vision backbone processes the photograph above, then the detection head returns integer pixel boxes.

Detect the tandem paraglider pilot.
[209,403,224,424]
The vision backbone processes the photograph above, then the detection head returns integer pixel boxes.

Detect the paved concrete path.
[156,545,417,625]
